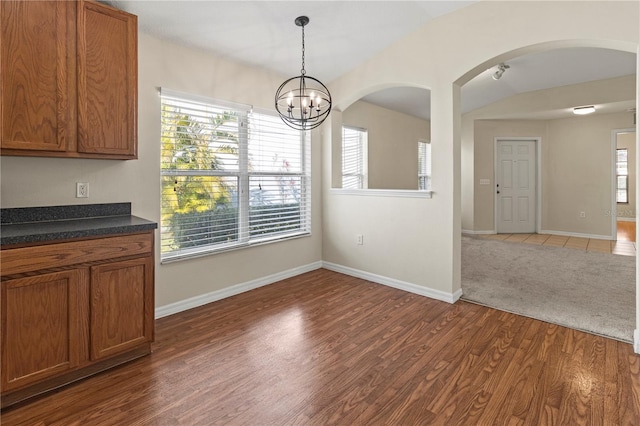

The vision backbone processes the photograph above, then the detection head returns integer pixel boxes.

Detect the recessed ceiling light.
[573,106,595,115]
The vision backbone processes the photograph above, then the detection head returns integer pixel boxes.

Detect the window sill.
[160,231,311,264]
[330,188,433,199]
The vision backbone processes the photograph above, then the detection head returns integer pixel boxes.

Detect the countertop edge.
[1,216,158,247]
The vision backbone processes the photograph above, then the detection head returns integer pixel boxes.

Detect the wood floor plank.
[2,269,639,425]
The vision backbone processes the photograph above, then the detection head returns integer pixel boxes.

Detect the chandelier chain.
[301,25,305,75]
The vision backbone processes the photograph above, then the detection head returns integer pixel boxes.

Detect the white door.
[496,140,536,233]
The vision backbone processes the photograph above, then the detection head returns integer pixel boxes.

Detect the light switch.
[479,179,490,185]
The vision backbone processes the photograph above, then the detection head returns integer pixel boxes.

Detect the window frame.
[160,89,311,262]
[616,148,628,204]
[418,139,432,191]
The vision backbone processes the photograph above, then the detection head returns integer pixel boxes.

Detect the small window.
[418,140,432,191]
[160,89,311,261]
[342,126,368,189]
[616,148,628,203]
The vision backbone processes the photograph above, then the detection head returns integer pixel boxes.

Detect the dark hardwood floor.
[3,269,640,425]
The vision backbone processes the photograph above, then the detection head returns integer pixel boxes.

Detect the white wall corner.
[322,261,461,304]
[634,329,640,354]
[155,261,323,319]
[451,288,463,303]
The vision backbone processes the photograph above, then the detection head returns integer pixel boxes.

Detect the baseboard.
[463,229,619,239]
[155,261,323,319]
[462,229,495,235]
[635,329,640,354]
[538,229,613,241]
[322,261,462,304]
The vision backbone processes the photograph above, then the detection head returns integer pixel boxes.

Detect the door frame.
[611,128,636,240]
[494,137,542,234]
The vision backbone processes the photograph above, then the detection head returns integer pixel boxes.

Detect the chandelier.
[275,16,332,131]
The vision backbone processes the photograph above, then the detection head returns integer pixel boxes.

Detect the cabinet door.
[0,0,76,152]
[77,0,137,158]
[1,269,88,391]
[90,256,153,360]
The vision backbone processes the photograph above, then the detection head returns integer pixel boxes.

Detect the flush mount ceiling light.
[573,106,596,115]
[275,16,332,131]
[492,63,510,80]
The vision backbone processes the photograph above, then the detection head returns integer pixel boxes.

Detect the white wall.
[324,1,638,302]
[1,1,638,341]
[0,33,323,309]
[342,100,430,190]
[545,113,632,237]
[470,112,634,237]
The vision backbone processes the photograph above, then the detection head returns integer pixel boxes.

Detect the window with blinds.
[342,126,367,189]
[616,148,628,203]
[418,140,432,191]
[160,89,310,261]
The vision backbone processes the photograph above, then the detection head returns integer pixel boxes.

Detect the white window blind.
[160,89,310,261]
[418,140,432,191]
[342,126,367,189]
[616,148,628,203]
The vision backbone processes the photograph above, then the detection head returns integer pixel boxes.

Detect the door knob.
[497,190,500,194]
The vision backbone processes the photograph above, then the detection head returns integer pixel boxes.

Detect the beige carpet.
[461,235,635,342]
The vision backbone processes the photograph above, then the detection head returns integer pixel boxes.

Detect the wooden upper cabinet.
[77,1,137,157]
[0,0,76,152]
[0,0,137,159]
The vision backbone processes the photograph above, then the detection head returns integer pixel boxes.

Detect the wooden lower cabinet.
[90,257,154,360]
[1,269,88,392]
[0,231,154,408]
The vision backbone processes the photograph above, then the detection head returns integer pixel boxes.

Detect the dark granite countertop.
[1,203,157,246]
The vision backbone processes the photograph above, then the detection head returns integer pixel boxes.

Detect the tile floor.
[480,221,636,257]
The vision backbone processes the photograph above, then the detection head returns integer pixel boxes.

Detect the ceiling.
[363,47,637,120]
[107,1,636,120]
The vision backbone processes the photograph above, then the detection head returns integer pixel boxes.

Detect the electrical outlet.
[356,234,363,245]
[76,182,89,198]
[579,211,586,218]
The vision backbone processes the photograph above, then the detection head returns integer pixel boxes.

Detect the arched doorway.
[456,43,637,342]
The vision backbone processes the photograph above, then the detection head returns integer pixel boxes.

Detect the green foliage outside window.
[161,103,305,255]
[161,104,240,252]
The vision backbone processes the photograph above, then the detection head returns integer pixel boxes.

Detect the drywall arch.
[456,38,639,350]
[334,82,431,115]
[458,41,638,233]
[455,39,638,87]
[340,85,432,191]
